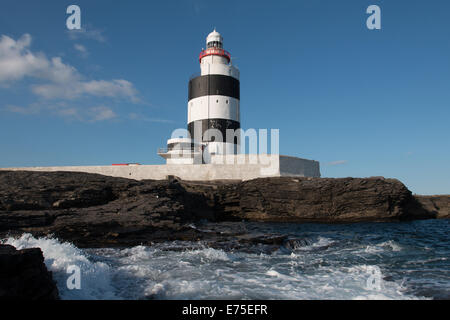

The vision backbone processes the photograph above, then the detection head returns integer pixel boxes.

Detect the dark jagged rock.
[203,177,433,222]
[0,171,441,247]
[0,244,59,300]
[415,195,450,219]
[0,171,215,247]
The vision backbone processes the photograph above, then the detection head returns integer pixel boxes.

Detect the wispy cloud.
[32,79,139,102]
[326,160,348,166]
[4,104,41,115]
[0,34,140,103]
[4,102,118,123]
[74,43,88,57]
[188,0,205,15]
[56,107,79,118]
[89,106,117,122]
[67,25,106,43]
[128,112,174,124]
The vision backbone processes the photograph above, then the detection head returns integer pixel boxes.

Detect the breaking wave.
[4,234,118,300]
[2,220,449,300]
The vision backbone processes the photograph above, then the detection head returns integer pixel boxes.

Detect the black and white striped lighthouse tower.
[159,29,240,164]
[188,29,240,158]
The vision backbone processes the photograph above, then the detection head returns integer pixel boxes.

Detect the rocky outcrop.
[0,171,214,247]
[0,244,59,300]
[0,171,439,247]
[415,195,450,219]
[190,177,431,222]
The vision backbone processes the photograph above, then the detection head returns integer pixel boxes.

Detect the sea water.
[3,219,449,300]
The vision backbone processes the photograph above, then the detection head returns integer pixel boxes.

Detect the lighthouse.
[159,29,240,164]
[189,29,240,157]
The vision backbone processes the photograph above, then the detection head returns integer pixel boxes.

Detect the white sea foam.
[4,234,119,300]
[184,247,233,262]
[364,240,403,253]
[300,236,335,250]
[2,234,425,300]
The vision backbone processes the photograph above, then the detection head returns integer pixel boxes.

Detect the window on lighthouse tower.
[207,41,222,49]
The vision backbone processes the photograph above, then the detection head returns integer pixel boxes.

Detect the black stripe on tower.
[189,75,240,100]
[188,119,240,143]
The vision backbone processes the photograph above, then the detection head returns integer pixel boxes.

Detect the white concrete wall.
[166,158,196,165]
[0,163,277,181]
[279,155,321,178]
[0,155,320,181]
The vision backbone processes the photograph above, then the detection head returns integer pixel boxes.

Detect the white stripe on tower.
[188,96,239,123]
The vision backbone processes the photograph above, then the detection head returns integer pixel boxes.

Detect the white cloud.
[57,107,79,118]
[0,34,50,83]
[0,34,139,102]
[4,104,41,115]
[4,103,117,122]
[74,43,88,57]
[89,106,117,122]
[326,160,348,166]
[32,79,139,102]
[67,26,106,43]
[128,112,174,123]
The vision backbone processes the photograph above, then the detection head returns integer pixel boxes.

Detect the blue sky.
[0,0,449,195]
